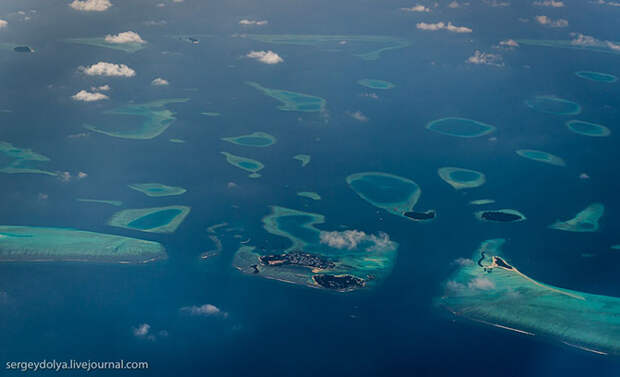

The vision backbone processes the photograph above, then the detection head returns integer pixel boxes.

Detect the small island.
[13,46,33,53]
[475,209,526,223]
[403,210,436,222]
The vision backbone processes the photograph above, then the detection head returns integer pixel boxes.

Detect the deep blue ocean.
[1,0,619,375]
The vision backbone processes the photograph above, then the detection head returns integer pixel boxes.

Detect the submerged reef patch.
[549,203,604,232]
[128,183,186,197]
[575,71,618,83]
[516,149,566,167]
[0,141,57,176]
[525,95,581,115]
[438,167,486,190]
[0,226,165,263]
[84,98,189,140]
[426,117,495,138]
[221,152,264,178]
[357,79,395,90]
[222,132,276,147]
[108,205,191,233]
[293,154,311,167]
[566,120,610,137]
[246,82,326,112]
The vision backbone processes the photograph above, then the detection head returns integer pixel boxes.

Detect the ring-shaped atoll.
[575,71,618,83]
[108,205,191,234]
[0,226,165,263]
[221,152,264,178]
[566,120,610,137]
[438,167,486,190]
[357,79,395,90]
[246,82,326,112]
[435,238,620,355]
[475,209,526,223]
[222,132,277,147]
[84,99,189,140]
[525,95,581,115]
[549,203,604,232]
[232,206,398,292]
[346,172,424,218]
[426,117,496,138]
[516,149,566,167]
[128,183,187,197]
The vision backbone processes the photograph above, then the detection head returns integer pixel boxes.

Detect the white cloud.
[72,90,109,102]
[448,1,469,7]
[104,31,146,44]
[319,230,396,252]
[535,15,568,27]
[133,323,151,337]
[0,20,7,29]
[592,0,620,6]
[69,0,112,11]
[239,19,268,25]
[91,84,110,91]
[533,0,564,6]
[180,304,228,318]
[416,21,472,33]
[468,277,495,290]
[348,111,369,122]
[499,39,519,47]
[401,5,431,12]
[467,50,504,66]
[483,0,510,6]
[151,77,169,86]
[80,62,136,77]
[77,171,88,179]
[172,0,184,2]
[246,50,283,64]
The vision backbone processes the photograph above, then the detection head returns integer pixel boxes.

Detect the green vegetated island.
[549,203,604,232]
[84,99,189,140]
[246,82,326,112]
[525,95,581,116]
[0,141,57,176]
[221,152,264,178]
[575,71,618,83]
[108,205,191,233]
[436,238,620,355]
[438,167,486,190]
[475,209,526,223]
[238,34,410,61]
[516,149,566,167]
[357,79,395,90]
[293,154,311,167]
[64,38,146,53]
[0,226,165,263]
[0,43,34,53]
[426,117,496,138]
[347,171,435,222]
[222,132,277,147]
[233,206,398,292]
[76,199,123,207]
[566,120,610,137]
[128,183,187,197]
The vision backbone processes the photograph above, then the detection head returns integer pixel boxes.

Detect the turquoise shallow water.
[0,0,620,376]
